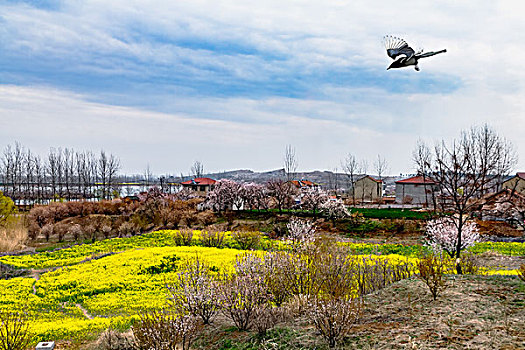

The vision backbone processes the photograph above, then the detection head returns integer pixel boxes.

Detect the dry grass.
[0,218,28,252]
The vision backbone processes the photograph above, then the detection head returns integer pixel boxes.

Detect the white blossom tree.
[286,216,316,248]
[425,217,480,257]
[301,188,329,217]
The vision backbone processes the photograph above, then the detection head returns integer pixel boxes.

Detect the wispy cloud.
[0,1,524,173]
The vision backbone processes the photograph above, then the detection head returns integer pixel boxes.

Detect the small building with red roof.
[395,175,438,207]
[502,172,525,195]
[181,177,216,196]
[289,179,320,189]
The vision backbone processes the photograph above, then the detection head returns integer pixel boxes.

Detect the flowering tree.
[425,217,480,258]
[301,188,329,216]
[167,258,220,325]
[242,183,269,210]
[267,179,297,212]
[320,199,350,222]
[205,179,244,212]
[286,217,316,247]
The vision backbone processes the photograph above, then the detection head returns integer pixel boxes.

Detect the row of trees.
[1,143,120,203]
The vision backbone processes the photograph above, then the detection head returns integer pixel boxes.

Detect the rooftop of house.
[290,179,318,188]
[517,172,525,180]
[396,175,437,185]
[180,177,216,186]
[355,175,383,183]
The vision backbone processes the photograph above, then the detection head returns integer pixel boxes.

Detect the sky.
[1,1,524,176]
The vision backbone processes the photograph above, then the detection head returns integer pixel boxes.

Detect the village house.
[180,177,216,196]
[352,175,383,203]
[395,175,438,207]
[502,172,525,195]
[289,179,320,190]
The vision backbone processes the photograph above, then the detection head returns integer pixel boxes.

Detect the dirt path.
[30,270,42,295]
[75,303,94,320]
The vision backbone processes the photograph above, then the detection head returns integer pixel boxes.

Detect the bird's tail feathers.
[382,35,408,50]
[418,49,447,58]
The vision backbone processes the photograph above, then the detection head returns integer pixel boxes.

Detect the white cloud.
[1,1,524,174]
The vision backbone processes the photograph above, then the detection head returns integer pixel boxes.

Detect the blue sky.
[1,1,524,175]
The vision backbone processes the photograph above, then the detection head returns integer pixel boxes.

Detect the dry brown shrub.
[196,210,215,226]
[307,296,362,348]
[101,225,112,239]
[518,264,525,282]
[0,220,27,252]
[68,224,83,241]
[252,304,286,337]
[41,223,54,242]
[118,222,138,238]
[173,229,193,246]
[231,231,261,250]
[96,328,134,350]
[199,230,225,248]
[417,253,448,300]
[218,255,269,331]
[458,252,481,275]
[166,257,219,325]
[132,309,202,350]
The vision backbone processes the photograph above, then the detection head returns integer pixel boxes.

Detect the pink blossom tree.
[242,183,269,210]
[286,216,316,248]
[206,179,244,212]
[301,188,329,217]
[425,216,480,257]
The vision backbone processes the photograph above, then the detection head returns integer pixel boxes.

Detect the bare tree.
[430,125,516,273]
[412,139,434,208]
[190,160,204,179]
[341,153,360,204]
[374,155,388,182]
[98,151,121,200]
[284,145,298,182]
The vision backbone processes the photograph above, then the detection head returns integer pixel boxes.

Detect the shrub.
[101,225,112,239]
[84,224,98,243]
[96,328,134,350]
[0,192,16,227]
[0,220,28,252]
[231,231,261,250]
[458,252,481,275]
[518,264,525,282]
[68,224,83,241]
[41,223,54,242]
[286,217,316,249]
[167,257,220,325]
[199,230,225,248]
[219,255,269,331]
[132,310,201,350]
[252,304,285,337]
[307,296,362,348]
[173,230,193,246]
[0,311,33,350]
[417,253,448,300]
[118,222,138,238]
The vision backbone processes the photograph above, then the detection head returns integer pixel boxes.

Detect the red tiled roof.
[290,180,317,188]
[396,175,436,184]
[517,172,525,180]
[181,177,216,185]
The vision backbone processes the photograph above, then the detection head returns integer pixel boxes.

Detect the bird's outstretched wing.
[383,35,415,60]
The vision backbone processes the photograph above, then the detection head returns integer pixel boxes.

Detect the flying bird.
[383,35,446,71]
